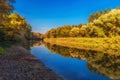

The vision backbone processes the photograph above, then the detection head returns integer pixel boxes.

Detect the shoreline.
[0,45,63,80]
[44,37,120,55]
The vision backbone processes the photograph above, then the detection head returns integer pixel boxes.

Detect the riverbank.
[0,45,63,80]
[44,37,120,55]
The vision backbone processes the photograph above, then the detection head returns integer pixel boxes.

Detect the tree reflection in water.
[24,40,43,50]
[44,42,120,80]
[27,41,120,79]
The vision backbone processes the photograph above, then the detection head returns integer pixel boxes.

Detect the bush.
[14,34,26,42]
[0,29,7,40]
[0,47,5,55]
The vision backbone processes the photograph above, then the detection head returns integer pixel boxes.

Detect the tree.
[45,8,120,38]
[88,13,95,23]
[79,25,88,37]
[25,24,32,39]
[93,9,120,37]
[69,27,80,37]
[0,0,15,41]
[9,12,27,30]
[0,0,15,23]
[116,6,120,10]
[0,29,7,40]
[90,26,106,37]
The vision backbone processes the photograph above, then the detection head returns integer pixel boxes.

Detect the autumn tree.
[0,0,15,40]
[92,9,120,37]
[88,9,110,23]
[0,0,14,26]
[45,8,120,38]
[69,27,80,37]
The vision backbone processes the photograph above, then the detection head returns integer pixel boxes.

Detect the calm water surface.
[30,43,120,80]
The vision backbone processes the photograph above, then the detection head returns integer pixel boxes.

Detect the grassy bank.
[44,37,120,55]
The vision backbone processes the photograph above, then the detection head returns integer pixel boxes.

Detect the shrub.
[0,29,7,40]
[14,34,26,42]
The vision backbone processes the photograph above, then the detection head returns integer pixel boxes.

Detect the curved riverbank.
[0,45,63,80]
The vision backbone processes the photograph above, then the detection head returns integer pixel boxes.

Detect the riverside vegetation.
[44,37,120,55]
[0,0,43,54]
[1,0,120,79]
[44,8,120,55]
[0,0,63,80]
[0,0,43,42]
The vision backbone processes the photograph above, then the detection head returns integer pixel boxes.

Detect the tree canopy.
[44,8,120,38]
[0,0,33,41]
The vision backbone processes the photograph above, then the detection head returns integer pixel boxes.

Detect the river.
[30,42,120,80]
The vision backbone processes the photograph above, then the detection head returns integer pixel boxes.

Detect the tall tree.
[0,0,15,40]
[0,0,14,22]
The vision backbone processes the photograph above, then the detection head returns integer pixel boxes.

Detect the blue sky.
[14,0,120,33]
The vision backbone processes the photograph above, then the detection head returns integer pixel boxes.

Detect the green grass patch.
[0,47,5,55]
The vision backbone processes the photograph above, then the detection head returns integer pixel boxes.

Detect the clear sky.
[14,0,120,33]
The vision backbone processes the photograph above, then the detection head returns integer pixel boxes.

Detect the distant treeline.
[0,0,42,42]
[31,32,43,40]
[44,7,120,38]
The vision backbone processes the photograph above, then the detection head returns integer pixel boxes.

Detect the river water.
[30,43,120,80]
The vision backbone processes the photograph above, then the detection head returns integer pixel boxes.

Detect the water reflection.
[29,41,120,80]
[24,40,43,50]
[44,43,120,80]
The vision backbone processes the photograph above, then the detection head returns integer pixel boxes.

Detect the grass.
[0,47,5,55]
[44,37,120,55]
